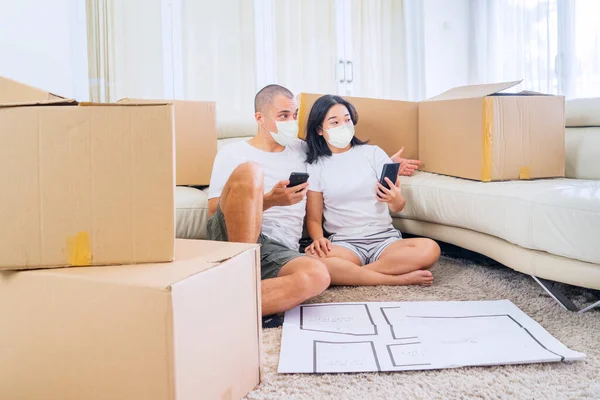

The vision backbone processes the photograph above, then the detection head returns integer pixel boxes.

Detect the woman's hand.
[377,177,400,202]
[306,237,332,258]
[377,177,406,212]
[391,147,421,176]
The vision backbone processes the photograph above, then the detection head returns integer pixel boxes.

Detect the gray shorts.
[206,205,303,280]
[329,228,402,265]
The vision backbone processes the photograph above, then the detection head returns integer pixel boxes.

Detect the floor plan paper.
[278,300,585,374]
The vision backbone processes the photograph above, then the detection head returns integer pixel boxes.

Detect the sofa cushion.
[175,186,209,239]
[217,117,256,139]
[566,97,600,127]
[397,172,600,265]
[565,127,600,180]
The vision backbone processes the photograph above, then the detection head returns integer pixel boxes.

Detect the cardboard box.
[0,79,175,269]
[119,98,217,186]
[0,76,68,104]
[299,82,565,182]
[297,93,418,160]
[0,239,263,400]
[419,81,565,181]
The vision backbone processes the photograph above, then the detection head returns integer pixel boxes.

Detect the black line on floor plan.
[405,314,566,361]
[380,306,418,340]
[386,344,432,368]
[313,340,381,373]
[300,304,378,336]
[504,315,565,361]
[390,326,419,341]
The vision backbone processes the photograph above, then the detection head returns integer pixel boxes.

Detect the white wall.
[422,0,470,98]
[0,0,89,100]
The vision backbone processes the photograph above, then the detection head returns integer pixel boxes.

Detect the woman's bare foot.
[395,270,434,286]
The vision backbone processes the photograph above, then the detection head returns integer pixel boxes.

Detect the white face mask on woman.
[326,123,355,149]
[263,117,299,146]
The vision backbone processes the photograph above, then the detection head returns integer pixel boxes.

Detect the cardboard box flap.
[0,76,69,104]
[424,80,523,102]
[19,240,259,290]
[118,98,167,105]
[79,101,171,107]
[118,98,196,106]
[0,99,78,108]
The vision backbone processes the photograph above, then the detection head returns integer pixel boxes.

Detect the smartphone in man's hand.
[287,172,309,188]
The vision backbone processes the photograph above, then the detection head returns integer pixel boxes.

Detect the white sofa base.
[394,218,600,292]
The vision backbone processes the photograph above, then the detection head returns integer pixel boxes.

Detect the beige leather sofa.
[175,99,600,312]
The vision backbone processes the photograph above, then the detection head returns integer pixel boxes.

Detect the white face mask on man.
[263,117,299,146]
[325,123,355,149]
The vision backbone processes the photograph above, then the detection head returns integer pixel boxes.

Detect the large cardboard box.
[0,76,67,104]
[0,79,175,269]
[419,81,565,181]
[0,239,263,400]
[297,93,418,160]
[119,98,218,186]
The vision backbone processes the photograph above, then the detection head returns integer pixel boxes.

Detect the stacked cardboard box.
[118,98,218,186]
[298,80,565,182]
[0,77,261,399]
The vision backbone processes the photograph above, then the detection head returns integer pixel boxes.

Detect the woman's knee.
[418,238,441,268]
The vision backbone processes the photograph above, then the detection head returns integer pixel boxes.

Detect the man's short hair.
[254,84,294,113]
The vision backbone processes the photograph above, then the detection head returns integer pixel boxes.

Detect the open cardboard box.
[0,239,263,400]
[0,76,175,269]
[297,80,565,182]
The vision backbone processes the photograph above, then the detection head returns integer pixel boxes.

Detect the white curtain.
[87,0,414,107]
[349,0,409,100]
[469,0,600,98]
[86,0,167,102]
[180,1,256,110]
[565,0,600,98]
[255,0,337,95]
[180,0,257,133]
[469,0,559,94]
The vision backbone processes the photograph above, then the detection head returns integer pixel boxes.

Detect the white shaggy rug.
[246,252,600,400]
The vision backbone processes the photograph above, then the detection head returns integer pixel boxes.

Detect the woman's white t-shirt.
[307,144,394,237]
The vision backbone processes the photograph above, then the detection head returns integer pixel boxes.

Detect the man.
[207,84,423,324]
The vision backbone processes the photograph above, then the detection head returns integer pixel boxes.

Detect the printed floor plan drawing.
[278,300,585,374]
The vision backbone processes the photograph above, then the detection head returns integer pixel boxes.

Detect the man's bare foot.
[395,270,434,286]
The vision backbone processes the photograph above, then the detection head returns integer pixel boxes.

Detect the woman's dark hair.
[304,95,367,164]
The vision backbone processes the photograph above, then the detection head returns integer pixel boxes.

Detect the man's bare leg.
[218,162,330,316]
[310,246,432,286]
[218,162,265,243]
[261,257,330,316]
[364,238,440,278]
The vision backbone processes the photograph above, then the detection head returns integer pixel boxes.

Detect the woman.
[304,95,440,286]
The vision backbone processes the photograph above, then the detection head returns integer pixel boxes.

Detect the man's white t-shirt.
[307,144,394,237]
[207,139,307,251]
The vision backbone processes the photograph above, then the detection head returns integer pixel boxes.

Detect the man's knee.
[418,238,441,268]
[291,257,331,297]
[228,162,264,195]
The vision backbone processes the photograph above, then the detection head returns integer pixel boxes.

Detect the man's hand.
[391,147,421,176]
[376,176,406,213]
[306,237,332,258]
[263,180,308,210]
